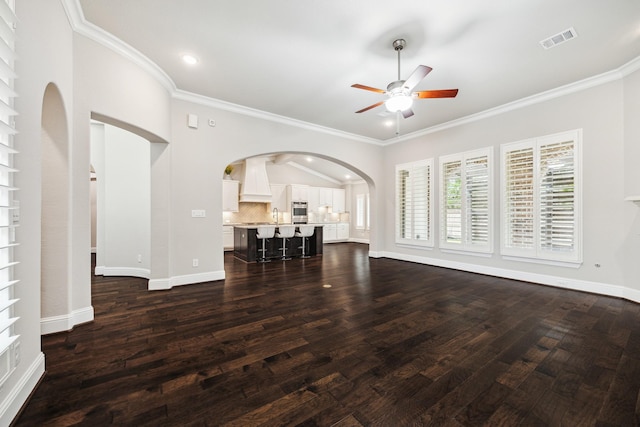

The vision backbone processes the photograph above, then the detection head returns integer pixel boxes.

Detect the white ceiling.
[76,0,640,180]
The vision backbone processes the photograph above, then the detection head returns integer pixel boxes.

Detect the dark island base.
[233,226,323,262]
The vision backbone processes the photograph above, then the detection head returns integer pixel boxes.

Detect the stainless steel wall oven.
[291,201,308,224]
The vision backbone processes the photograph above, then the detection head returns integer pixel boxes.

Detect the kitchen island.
[233,225,323,262]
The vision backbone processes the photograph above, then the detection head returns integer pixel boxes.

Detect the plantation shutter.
[465,155,490,245]
[504,147,535,250]
[501,130,581,264]
[395,160,433,246]
[539,140,575,253]
[442,160,462,244]
[440,148,492,253]
[0,0,18,385]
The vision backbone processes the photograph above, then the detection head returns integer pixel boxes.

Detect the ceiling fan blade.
[403,65,433,91]
[351,83,386,94]
[401,109,414,119]
[355,101,385,114]
[415,89,459,98]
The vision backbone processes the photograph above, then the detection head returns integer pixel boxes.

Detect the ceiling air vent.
[540,27,578,50]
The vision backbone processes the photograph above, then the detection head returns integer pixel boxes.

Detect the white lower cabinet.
[337,222,349,240]
[323,222,349,243]
[223,225,234,250]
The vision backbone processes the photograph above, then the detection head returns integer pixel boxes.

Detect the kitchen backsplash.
[223,202,275,224]
[223,203,350,224]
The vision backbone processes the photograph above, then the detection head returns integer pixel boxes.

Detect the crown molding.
[384,57,639,145]
[62,0,175,93]
[173,89,383,146]
[61,0,640,148]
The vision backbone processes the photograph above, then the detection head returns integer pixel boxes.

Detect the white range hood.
[239,157,272,203]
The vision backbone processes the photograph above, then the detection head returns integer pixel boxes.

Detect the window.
[396,159,433,247]
[501,129,582,265]
[356,193,371,231]
[0,0,18,387]
[356,193,365,230]
[440,148,492,254]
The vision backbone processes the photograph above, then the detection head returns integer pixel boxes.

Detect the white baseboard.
[0,352,45,426]
[380,251,634,303]
[94,265,105,275]
[348,238,370,244]
[41,306,95,335]
[368,250,383,258]
[148,270,226,291]
[99,266,151,279]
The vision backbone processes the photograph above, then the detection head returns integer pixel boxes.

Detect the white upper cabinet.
[332,188,345,213]
[318,187,333,207]
[287,184,309,203]
[307,186,320,211]
[270,184,287,211]
[222,180,239,212]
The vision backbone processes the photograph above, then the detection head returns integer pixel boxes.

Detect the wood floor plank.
[13,243,640,426]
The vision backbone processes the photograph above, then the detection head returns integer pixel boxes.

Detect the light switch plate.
[191,209,206,218]
[187,113,198,129]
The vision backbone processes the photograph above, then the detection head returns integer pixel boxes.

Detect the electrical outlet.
[137,254,142,263]
[192,258,199,267]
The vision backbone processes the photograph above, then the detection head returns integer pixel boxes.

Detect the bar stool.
[295,225,315,258]
[275,225,296,260]
[256,225,276,263]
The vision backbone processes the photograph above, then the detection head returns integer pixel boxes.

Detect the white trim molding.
[99,267,151,279]
[148,270,226,291]
[61,0,640,147]
[41,306,95,335]
[381,251,633,303]
[0,352,45,427]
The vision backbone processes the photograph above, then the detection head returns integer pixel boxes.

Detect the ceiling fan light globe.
[385,94,413,112]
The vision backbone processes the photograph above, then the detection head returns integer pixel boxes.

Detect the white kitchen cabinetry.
[337,222,349,240]
[270,184,287,211]
[223,225,234,250]
[318,187,333,207]
[332,188,345,213]
[222,180,239,212]
[323,222,349,243]
[323,223,337,242]
[287,184,308,202]
[307,186,319,211]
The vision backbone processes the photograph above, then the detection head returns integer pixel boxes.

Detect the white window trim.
[439,147,493,254]
[500,129,583,266]
[395,158,434,248]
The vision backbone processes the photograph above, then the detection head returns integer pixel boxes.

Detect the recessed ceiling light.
[345,174,351,179]
[306,157,313,162]
[182,54,199,65]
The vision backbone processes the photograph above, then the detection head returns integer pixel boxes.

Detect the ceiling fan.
[351,39,458,119]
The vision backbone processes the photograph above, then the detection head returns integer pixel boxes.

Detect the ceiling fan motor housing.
[393,38,406,51]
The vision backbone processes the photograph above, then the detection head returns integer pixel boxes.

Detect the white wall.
[91,123,151,278]
[153,98,382,289]
[380,77,633,299]
[8,0,640,424]
[7,0,74,423]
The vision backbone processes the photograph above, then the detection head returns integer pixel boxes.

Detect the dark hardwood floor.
[14,243,640,426]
